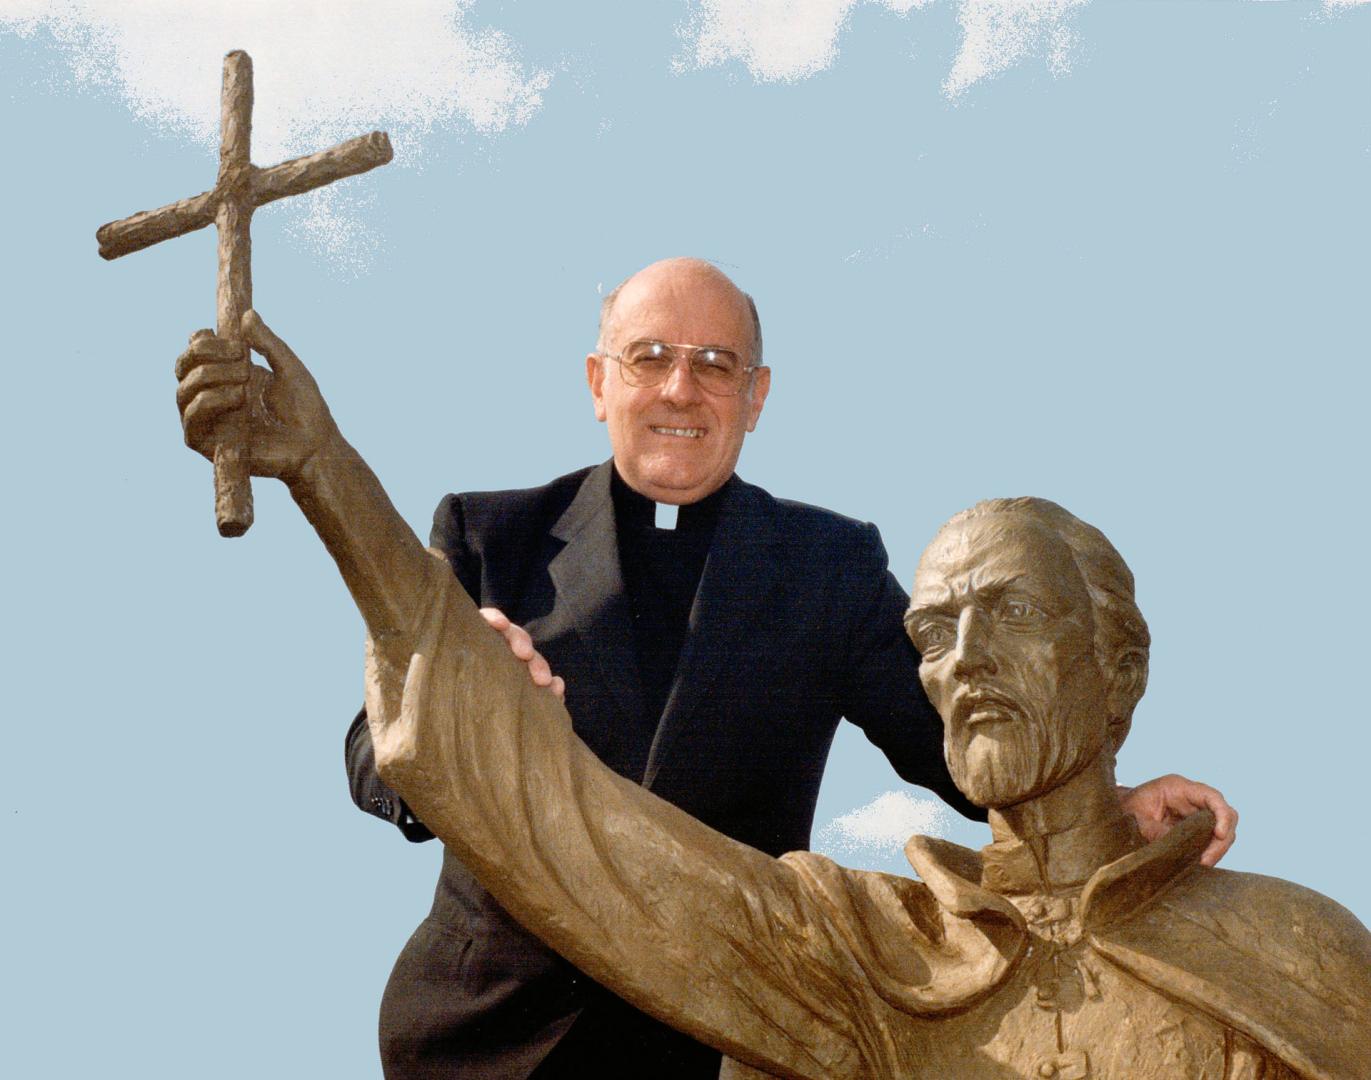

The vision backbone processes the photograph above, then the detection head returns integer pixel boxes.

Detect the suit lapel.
[546,461,646,728]
[643,477,781,787]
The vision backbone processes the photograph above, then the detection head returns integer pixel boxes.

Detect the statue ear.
[1105,647,1149,752]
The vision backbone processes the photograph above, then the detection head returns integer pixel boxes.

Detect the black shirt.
[610,467,728,776]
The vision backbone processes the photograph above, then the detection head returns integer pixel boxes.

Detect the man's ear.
[586,354,607,422]
[745,366,771,433]
[1105,647,1149,752]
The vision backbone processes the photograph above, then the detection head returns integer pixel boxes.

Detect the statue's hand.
[1119,774,1238,867]
[479,607,566,701]
[175,310,339,484]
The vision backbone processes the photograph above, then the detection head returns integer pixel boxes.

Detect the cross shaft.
[97,50,393,536]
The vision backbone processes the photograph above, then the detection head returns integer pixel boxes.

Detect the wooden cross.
[97,50,393,537]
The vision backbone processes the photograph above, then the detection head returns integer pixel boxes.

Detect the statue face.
[907,513,1110,809]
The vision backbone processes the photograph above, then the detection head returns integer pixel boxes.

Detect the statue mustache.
[951,686,1026,727]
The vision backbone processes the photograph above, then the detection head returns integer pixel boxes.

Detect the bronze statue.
[175,313,1371,1079]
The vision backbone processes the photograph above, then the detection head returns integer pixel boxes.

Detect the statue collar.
[903,809,1214,932]
[788,812,1216,1020]
[978,813,1144,895]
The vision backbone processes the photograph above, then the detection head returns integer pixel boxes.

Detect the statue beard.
[944,674,1106,810]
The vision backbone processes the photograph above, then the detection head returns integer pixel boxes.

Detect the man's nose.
[658,355,704,405]
[952,608,997,680]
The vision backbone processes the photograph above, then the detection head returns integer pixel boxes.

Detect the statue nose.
[952,609,997,680]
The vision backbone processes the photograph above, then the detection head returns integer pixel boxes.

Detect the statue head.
[905,498,1150,810]
[586,257,770,505]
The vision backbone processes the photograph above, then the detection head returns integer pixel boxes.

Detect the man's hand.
[175,310,339,484]
[1119,774,1238,867]
[480,608,566,701]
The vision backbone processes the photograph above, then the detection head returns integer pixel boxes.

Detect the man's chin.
[633,463,722,503]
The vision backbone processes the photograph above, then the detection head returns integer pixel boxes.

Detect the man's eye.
[694,349,740,373]
[624,341,670,362]
[626,357,671,374]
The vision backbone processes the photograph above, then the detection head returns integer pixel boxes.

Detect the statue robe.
[366,553,1371,1080]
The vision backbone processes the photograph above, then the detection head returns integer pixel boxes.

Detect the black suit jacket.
[346,462,978,1078]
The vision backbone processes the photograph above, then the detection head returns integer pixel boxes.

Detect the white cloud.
[815,790,949,858]
[677,0,1371,95]
[945,0,1088,97]
[675,0,1087,96]
[3,0,549,161]
[676,0,924,84]
[3,0,550,258]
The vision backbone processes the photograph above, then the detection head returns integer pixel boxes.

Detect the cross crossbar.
[96,131,393,261]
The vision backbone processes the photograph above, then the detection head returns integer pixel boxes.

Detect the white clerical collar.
[654,502,680,530]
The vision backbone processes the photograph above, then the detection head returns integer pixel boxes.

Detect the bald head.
[597,258,763,364]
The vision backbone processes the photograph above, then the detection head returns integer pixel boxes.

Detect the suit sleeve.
[836,522,985,823]
[342,494,480,841]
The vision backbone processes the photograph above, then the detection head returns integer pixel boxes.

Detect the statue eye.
[911,618,955,657]
[999,598,1048,627]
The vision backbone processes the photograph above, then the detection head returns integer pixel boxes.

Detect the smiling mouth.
[650,426,705,439]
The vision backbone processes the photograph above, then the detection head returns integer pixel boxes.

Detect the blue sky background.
[3,2,1368,1075]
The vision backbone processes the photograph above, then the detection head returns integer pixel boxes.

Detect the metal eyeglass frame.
[600,339,765,397]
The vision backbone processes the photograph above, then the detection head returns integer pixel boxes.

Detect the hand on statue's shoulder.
[1119,774,1238,867]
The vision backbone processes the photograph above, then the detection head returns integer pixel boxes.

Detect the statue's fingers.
[175,335,246,381]
[182,383,247,449]
[241,310,310,381]
[175,360,249,411]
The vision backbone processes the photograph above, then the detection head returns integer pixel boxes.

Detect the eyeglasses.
[601,340,764,397]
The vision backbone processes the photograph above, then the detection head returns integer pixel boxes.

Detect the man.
[175,260,1233,1077]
